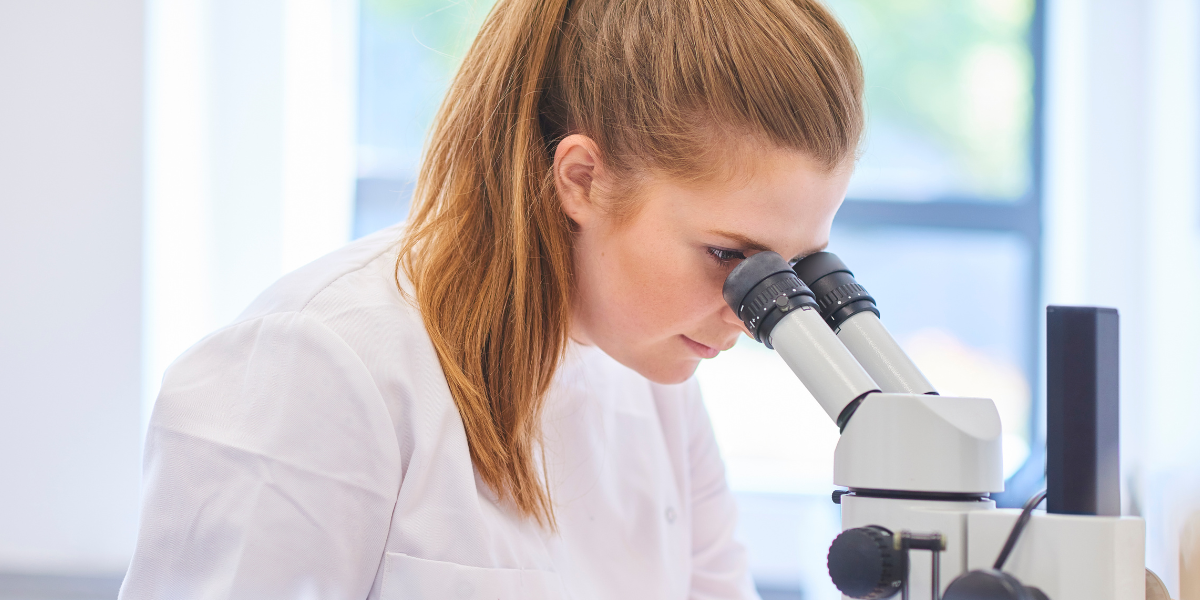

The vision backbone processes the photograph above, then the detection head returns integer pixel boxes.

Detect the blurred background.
[1,0,1199,598]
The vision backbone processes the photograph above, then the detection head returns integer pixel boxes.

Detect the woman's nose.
[718,302,750,337]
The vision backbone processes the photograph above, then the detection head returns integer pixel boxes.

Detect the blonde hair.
[398,0,863,526]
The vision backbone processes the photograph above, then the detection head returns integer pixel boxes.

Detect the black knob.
[943,570,1049,600]
[827,526,906,599]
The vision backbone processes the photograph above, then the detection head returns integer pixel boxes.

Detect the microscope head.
[721,250,1004,495]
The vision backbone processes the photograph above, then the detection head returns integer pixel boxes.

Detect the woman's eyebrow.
[706,229,828,263]
[707,229,772,252]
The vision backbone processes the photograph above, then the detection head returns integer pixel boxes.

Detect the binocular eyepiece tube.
[722,250,937,429]
[722,251,879,428]
[793,252,937,396]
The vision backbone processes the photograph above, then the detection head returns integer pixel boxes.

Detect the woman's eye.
[706,247,746,265]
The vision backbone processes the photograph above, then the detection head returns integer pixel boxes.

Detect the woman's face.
[555,135,852,384]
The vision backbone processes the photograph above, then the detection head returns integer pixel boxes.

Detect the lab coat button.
[665,507,677,523]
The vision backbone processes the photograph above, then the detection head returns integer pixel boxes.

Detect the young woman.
[120,0,863,598]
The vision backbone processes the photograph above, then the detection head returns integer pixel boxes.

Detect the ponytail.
[398,0,573,527]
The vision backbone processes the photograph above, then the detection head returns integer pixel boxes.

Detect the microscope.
[722,251,1148,600]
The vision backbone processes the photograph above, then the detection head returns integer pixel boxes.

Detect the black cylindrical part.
[793,252,879,330]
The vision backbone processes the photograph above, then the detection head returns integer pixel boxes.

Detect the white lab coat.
[119,224,759,600]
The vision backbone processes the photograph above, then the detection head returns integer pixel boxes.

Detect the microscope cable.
[992,489,1048,570]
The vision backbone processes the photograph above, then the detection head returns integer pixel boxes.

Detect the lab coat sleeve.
[684,380,761,600]
[119,311,402,600]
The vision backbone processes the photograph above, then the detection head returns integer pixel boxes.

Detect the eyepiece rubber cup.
[722,251,794,310]
[722,252,819,347]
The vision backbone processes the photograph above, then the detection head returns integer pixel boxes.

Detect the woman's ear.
[553,134,605,228]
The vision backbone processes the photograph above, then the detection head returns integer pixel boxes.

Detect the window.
[355,0,492,236]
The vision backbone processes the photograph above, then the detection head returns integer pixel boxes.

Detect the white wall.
[0,0,358,577]
[0,0,144,574]
[1044,0,1200,594]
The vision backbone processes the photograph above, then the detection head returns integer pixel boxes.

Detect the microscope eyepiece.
[793,251,879,330]
[722,250,881,425]
[722,251,818,348]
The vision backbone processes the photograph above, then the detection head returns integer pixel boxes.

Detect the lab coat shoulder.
[125,310,403,599]
[122,225,443,600]
[148,310,402,497]
[149,223,418,496]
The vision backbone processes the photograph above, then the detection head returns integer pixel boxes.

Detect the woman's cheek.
[674,262,725,327]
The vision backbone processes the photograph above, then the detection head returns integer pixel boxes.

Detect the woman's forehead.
[650,150,850,224]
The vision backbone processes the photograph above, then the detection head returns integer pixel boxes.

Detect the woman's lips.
[681,335,720,359]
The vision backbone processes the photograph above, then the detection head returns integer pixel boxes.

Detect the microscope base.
[838,496,1147,600]
[966,510,1146,600]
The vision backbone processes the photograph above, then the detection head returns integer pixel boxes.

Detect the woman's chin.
[632,355,702,385]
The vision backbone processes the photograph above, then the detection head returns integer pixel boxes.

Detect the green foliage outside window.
[828,0,1035,200]
[360,0,1035,201]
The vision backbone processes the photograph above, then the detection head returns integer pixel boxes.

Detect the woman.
[120,0,863,598]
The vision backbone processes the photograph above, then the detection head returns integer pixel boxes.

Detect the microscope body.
[723,252,1148,600]
[832,386,1001,599]
[830,389,1144,600]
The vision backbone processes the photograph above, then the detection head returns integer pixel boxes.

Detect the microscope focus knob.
[827,526,906,599]
[943,570,1049,600]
